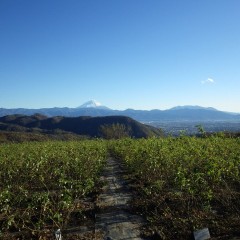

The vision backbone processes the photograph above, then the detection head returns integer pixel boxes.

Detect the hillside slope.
[0,114,162,138]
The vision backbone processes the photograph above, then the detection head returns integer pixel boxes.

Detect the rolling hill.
[0,114,163,139]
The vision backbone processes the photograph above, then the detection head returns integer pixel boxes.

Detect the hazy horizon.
[1,99,240,114]
[1,1,240,112]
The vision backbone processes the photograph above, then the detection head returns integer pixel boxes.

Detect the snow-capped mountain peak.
[78,100,109,109]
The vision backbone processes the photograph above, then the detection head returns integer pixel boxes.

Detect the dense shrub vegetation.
[0,140,107,238]
[110,136,240,239]
[0,135,240,239]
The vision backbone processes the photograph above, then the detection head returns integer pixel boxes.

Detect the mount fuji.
[78,100,110,110]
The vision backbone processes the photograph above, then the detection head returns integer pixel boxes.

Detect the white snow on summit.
[78,100,109,109]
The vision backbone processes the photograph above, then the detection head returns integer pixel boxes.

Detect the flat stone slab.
[95,158,145,240]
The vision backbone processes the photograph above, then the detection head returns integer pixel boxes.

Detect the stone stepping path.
[95,158,146,240]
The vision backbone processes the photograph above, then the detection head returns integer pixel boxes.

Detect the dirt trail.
[95,158,146,240]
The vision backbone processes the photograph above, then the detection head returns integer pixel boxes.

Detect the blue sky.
[0,0,240,112]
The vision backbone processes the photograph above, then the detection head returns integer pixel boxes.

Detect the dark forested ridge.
[0,114,162,139]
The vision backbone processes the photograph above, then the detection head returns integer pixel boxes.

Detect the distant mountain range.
[1,100,240,122]
[169,106,218,111]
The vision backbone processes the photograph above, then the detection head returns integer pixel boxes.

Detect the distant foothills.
[1,100,240,122]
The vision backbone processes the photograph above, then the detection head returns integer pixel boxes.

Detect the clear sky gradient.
[1,0,240,112]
